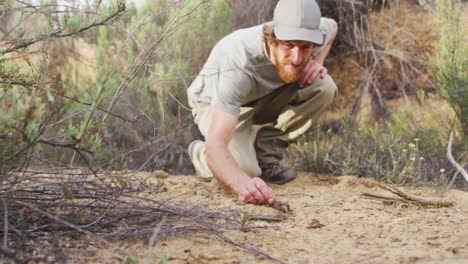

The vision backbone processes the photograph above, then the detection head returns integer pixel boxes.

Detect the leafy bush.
[1,0,234,172]
[434,0,468,146]
[0,0,127,170]
[81,0,233,170]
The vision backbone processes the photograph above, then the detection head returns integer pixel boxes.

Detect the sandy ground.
[72,172,468,264]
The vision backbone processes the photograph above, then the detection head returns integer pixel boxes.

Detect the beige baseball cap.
[273,0,323,45]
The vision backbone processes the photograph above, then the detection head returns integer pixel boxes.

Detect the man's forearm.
[314,18,338,65]
[205,142,250,193]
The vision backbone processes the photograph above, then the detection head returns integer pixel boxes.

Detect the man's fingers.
[319,67,328,78]
[300,61,317,86]
[247,184,265,204]
[303,63,329,85]
[306,68,320,85]
[241,186,260,204]
[252,178,275,204]
[238,178,276,205]
[239,191,257,204]
[299,60,315,85]
[299,60,317,86]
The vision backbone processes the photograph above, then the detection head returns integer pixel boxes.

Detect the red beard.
[277,58,305,83]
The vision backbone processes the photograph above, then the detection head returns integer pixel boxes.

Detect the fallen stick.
[360,182,454,207]
[446,130,468,183]
[360,193,409,204]
[243,213,288,223]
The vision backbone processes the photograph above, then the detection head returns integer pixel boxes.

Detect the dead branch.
[446,130,468,183]
[0,1,126,54]
[14,200,100,239]
[49,91,134,123]
[0,167,288,263]
[360,181,454,207]
[242,212,288,223]
[360,192,406,203]
[1,198,7,250]
[101,0,210,123]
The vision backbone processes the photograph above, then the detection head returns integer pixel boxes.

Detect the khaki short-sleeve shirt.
[188,18,335,116]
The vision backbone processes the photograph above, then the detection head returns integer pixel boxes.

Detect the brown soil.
[324,0,442,125]
[71,172,468,264]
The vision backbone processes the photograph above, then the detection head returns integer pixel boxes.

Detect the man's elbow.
[328,18,338,37]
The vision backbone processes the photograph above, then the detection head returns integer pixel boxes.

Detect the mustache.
[280,58,306,68]
[281,58,294,65]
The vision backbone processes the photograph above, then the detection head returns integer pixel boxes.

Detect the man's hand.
[298,18,337,87]
[205,108,276,206]
[298,59,327,87]
[233,176,276,205]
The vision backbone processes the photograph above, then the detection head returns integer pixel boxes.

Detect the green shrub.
[84,0,233,168]
[1,0,235,171]
[434,0,468,146]
[292,110,455,186]
[0,1,126,171]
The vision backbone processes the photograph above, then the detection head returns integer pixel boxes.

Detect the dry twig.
[446,130,468,183]
[0,169,287,263]
[0,1,126,54]
[360,181,454,207]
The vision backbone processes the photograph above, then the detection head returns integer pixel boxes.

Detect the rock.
[307,219,325,229]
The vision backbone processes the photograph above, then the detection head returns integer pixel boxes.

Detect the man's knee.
[237,159,262,177]
[296,74,337,104]
[228,140,262,178]
[244,164,262,178]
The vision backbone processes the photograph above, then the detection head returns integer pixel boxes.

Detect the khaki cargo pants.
[190,75,337,178]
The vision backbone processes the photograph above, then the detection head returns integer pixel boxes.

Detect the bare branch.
[0,2,126,54]
[1,198,7,250]
[101,0,210,123]
[447,130,468,183]
[360,181,454,207]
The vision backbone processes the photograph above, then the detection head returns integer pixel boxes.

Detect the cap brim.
[274,25,323,45]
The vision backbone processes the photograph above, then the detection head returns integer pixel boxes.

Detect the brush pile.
[0,169,241,263]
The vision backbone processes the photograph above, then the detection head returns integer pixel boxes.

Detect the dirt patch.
[70,172,468,264]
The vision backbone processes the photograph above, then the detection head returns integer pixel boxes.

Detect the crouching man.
[187,0,338,205]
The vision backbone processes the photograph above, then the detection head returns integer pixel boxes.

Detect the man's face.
[269,40,315,83]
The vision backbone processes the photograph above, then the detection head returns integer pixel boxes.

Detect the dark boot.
[259,162,297,184]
